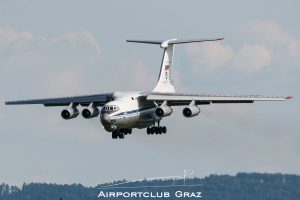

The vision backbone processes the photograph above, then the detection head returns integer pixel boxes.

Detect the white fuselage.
[100,92,160,132]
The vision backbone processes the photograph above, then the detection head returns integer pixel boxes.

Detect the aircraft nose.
[101,113,111,125]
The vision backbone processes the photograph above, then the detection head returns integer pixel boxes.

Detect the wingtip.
[285,96,294,100]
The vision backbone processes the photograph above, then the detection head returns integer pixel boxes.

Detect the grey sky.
[0,0,299,186]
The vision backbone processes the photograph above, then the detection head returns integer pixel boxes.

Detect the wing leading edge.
[5,93,114,107]
[146,92,292,106]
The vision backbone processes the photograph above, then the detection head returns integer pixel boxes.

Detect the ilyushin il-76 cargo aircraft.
[6,38,293,139]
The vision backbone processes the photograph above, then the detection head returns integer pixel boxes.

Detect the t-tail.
[127,37,224,93]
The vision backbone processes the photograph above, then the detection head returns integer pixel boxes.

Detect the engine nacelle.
[155,106,173,117]
[61,107,79,120]
[183,105,200,118]
[82,106,100,119]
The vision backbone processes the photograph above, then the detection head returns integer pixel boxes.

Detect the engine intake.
[183,105,200,118]
[155,106,172,117]
[61,106,79,120]
[82,106,99,119]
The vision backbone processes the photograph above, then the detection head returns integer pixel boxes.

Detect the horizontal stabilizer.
[168,37,224,44]
[127,37,224,47]
[126,40,163,44]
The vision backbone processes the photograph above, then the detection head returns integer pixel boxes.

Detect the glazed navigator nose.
[100,113,111,126]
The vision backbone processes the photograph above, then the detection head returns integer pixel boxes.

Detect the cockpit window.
[101,105,119,113]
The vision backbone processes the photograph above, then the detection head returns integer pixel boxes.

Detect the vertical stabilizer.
[126,37,224,93]
[152,39,176,93]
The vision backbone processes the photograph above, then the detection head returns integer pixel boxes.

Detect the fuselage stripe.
[112,107,156,117]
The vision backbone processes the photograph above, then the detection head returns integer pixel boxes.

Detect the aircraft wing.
[5,93,114,107]
[146,92,293,106]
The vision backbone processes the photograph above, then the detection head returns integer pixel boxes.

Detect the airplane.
[5,38,293,139]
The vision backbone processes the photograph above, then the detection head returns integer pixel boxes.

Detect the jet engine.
[183,105,200,118]
[82,106,100,119]
[155,106,172,117]
[61,106,79,120]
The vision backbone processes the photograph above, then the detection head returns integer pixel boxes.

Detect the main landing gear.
[112,128,132,139]
[146,121,167,135]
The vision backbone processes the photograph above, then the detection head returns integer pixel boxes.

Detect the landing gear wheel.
[118,132,124,139]
[158,127,163,134]
[147,127,151,135]
[112,131,118,139]
[154,127,159,134]
[162,126,167,134]
[147,123,167,136]
[112,130,126,139]
[121,129,127,135]
[150,127,155,135]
